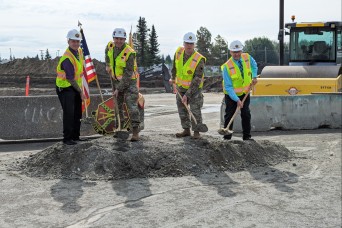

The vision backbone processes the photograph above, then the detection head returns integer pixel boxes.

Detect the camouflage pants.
[113,82,140,128]
[176,89,204,130]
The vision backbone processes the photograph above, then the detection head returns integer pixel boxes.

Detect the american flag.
[79,26,97,113]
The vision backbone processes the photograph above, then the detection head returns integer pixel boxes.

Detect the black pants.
[56,86,82,141]
[224,93,251,139]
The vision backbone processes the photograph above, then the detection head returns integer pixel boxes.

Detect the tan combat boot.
[192,131,201,139]
[131,127,139,142]
[176,128,191,138]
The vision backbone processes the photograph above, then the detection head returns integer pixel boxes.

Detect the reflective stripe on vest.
[107,42,138,81]
[221,53,252,96]
[175,47,185,60]
[56,48,84,88]
[174,47,205,89]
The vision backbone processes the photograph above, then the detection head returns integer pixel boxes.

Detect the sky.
[0,0,341,61]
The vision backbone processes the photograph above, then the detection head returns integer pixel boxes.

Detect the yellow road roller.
[253,21,342,95]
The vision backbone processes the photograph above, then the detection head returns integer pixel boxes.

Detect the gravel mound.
[19,134,293,180]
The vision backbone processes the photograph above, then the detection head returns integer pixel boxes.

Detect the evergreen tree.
[35,54,39,60]
[147,25,161,67]
[45,49,52,60]
[211,35,228,65]
[196,27,213,65]
[136,17,149,67]
[165,54,172,66]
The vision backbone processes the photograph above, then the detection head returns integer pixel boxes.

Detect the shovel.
[112,95,130,140]
[218,84,252,135]
[109,74,129,140]
[80,87,93,124]
[176,90,208,133]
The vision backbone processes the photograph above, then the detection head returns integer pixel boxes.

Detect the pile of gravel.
[19,134,293,180]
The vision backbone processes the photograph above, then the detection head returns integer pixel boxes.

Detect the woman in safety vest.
[56,29,87,145]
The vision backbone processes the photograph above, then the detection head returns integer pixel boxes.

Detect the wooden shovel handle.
[176,91,198,125]
[224,84,253,131]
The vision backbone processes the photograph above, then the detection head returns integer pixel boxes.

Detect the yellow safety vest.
[106,42,138,80]
[221,53,252,96]
[56,48,84,88]
[174,47,206,89]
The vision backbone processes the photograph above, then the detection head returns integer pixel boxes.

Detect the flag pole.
[78,21,89,118]
[78,21,104,102]
[78,20,92,124]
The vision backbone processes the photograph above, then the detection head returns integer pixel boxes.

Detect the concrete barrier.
[0,95,111,140]
[0,94,341,140]
[220,94,342,131]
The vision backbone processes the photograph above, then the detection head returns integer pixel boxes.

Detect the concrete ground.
[0,93,341,228]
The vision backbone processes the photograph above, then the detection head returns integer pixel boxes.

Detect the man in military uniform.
[105,28,140,141]
[171,32,206,139]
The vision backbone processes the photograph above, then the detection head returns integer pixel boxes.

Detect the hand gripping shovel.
[176,91,208,133]
[218,84,252,135]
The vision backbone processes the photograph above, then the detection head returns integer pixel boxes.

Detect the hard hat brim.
[68,38,82,41]
[230,47,243,51]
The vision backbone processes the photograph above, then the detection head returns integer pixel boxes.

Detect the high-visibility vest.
[56,48,84,88]
[221,53,252,96]
[174,47,206,89]
[106,42,138,80]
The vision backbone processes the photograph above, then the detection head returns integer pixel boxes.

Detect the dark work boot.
[223,135,232,140]
[192,131,201,139]
[243,134,254,141]
[176,128,191,138]
[131,127,139,142]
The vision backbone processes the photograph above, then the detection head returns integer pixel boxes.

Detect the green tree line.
[132,18,289,69]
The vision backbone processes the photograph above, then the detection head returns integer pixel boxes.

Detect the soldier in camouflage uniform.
[171,32,206,139]
[105,28,140,141]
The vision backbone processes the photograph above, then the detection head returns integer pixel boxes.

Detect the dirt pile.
[19,134,293,180]
[0,58,109,88]
[0,58,223,93]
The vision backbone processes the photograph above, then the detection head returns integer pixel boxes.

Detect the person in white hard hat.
[171,32,207,139]
[220,40,258,141]
[56,29,87,145]
[105,27,141,141]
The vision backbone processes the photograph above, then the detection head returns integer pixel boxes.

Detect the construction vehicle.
[252,20,342,95]
[139,63,172,93]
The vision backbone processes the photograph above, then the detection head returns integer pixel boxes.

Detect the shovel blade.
[217,128,233,135]
[81,117,93,124]
[114,131,130,140]
[193,123,208,133]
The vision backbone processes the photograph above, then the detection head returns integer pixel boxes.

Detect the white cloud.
[0,0,341,61]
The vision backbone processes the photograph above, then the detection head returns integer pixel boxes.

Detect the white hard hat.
[66,29,82,41]
[229,40,243,51]
[183,32,196,43]
[113,28,127,38]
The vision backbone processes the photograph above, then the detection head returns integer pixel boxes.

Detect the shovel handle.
[223,84,253,131]
[109,74,122,131]
[176,91,198,125]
